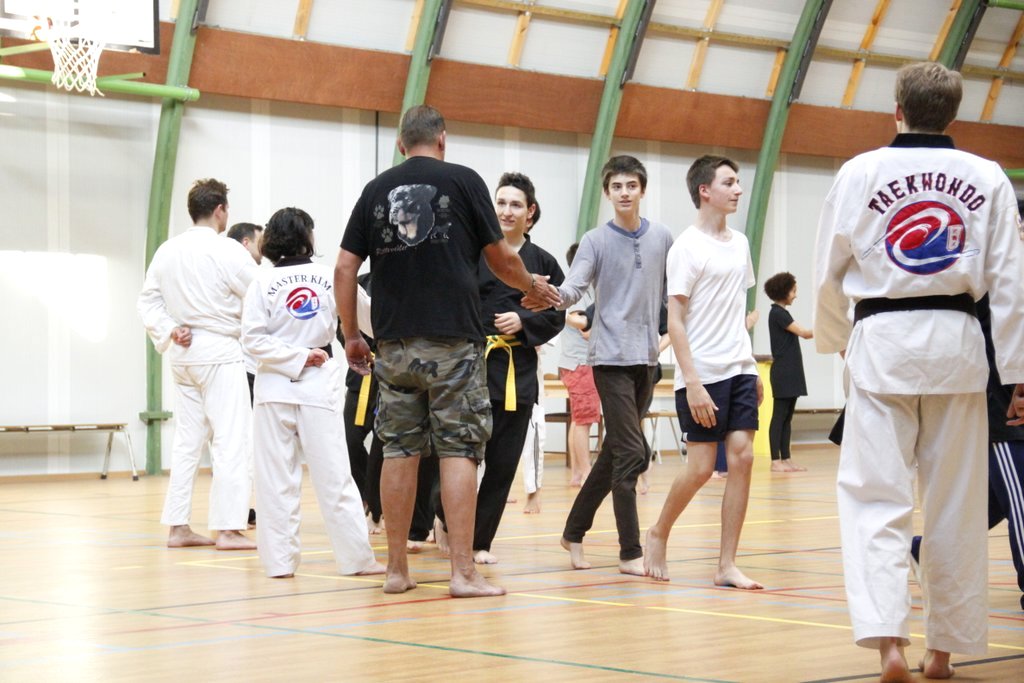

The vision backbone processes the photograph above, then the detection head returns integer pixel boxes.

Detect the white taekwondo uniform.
[138,226,257,531]
[241,257,375,577]
[814,134,1024,654]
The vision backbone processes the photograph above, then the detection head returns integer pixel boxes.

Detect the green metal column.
[140,0,203,475]
[986,0,1024,9]
[743,0,832,309]
[936,0,985,69]
[393,0,447,167]
[1006,169,1024,181]
[576,0,651,239]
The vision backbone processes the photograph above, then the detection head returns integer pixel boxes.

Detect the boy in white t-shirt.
[644,155,764,590]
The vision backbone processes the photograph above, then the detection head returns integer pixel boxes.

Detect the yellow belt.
[354,353,374,427]
[485,334,522,411]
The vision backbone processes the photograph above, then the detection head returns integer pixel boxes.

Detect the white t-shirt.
[667,225,757,389]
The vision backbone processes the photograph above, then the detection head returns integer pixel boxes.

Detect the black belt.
[853,293,976,324]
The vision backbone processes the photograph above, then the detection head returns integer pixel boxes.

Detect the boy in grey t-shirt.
[530,155,673,575]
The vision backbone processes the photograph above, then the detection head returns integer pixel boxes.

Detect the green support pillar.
[743,0,832,310]
[393,0,447,167]
[935,0,985,69]
[576,0,651,239]
[986,0,1024,9]
[140,0,203,475]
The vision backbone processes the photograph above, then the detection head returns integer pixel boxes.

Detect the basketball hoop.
[46,14,105,96]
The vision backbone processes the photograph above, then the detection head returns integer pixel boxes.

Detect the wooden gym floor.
[0,445,1021,682]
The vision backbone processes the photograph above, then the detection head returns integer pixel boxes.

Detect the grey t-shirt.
[557,219,673,367]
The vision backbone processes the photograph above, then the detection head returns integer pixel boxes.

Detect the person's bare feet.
[449,571,506,598]
[167,525,215,548]
[433,518,450,557]
[560,536,591,569]
[637,471,650,495]
[523,491,541,514]
[714,565,763,590]
[473,549,498,564]
[878,638,912,682]
[711,470,727,479]
[215,529,257,550]
[407,540,423,553]
[920,650,954,679]
[382,572,417,594]
[619,557,645,576]
[786,460,807,472]
[569,476,584,487]
[644,527,670,581]
[354,561,387,576]
[770,461,791,473]
[368,515,385,535]
[506,496,517,504]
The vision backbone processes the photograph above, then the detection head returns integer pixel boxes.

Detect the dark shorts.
[677,374,759,442]
[374,337,492,461]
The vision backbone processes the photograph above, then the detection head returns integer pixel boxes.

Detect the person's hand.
[345,337,373,376]
[521,274,561,311]
[171,326,192,348]
[305,348,329,368]
[494,311,523,335]
[1007,384,1024,426]
[745,309,759,330]
[581,329,591,341]
[686,383,719,428]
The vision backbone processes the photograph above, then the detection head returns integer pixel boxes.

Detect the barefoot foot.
[523,491,541,514]
[368,515,385,535]
[619,557,645,576]
[167,525,215,548]
[473,549,498,564]
[406,540,423,553]
[770,461,791,473]
[711,470,727,479]
[449,571,506,598]
[215,530,257,551]
[637,472,650,495]
[920,650,954,679]
[878,638,911,683]
[643,527,670,581]
[560,536,592,569]
[354,561,387,576]
[382,572,417,594]
[714,565,763,590]
[785,460,807,472]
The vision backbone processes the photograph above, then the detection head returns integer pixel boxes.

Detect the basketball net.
[46,15,105,96]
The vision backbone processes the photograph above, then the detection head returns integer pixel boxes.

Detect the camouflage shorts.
[374,337,492,461]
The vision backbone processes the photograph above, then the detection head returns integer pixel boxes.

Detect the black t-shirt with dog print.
[342,155,504,342]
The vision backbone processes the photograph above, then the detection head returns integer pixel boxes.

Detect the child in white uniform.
[242,208,384,579]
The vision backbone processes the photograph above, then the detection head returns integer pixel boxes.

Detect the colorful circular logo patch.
[884,200,966,275]
[286,287,320,320]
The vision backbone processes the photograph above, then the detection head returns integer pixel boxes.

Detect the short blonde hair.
[895,62,962,133]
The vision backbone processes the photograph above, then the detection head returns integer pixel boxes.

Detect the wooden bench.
[0,423,139,480]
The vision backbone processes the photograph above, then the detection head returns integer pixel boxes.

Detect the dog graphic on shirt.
[388,184,437,247]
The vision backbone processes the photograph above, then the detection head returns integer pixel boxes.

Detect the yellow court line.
[509,591,1024,651]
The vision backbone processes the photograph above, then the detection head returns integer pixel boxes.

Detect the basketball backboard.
[0,0,158,54]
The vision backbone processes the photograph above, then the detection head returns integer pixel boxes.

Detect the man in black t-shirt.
[335,105,559,597]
